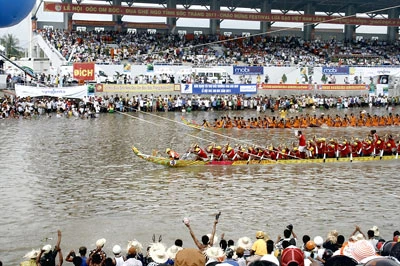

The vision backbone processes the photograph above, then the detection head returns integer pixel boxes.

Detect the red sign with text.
[73,62,95,81]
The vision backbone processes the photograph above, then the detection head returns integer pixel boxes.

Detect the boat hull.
[132,146,398,167]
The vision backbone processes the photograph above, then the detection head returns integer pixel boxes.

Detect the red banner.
[259,84,312,90]
[318,84,368,90]
[73,62,95,81]
[43,2,400,26]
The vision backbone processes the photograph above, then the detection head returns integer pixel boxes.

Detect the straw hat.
[370,226,380,237]
[24,249,40,259]
[127,240,143,253]
[150,248,169,264]
[149,242,167,254]
[167,245,183,259]
[207,234,218,245]
[96,238,106,248]
[205,247,225,260]
[237,237,252,250]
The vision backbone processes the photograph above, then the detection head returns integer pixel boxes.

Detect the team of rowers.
[166,130,400,161]
[194,112,400,129]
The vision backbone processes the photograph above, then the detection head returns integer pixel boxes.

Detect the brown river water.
[1,107,400,265]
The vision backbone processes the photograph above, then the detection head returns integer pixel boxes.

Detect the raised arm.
[209,219,219,246]
[36,250,44,266]
[65,250,76,263]
[291,229,298,240]
[55,230,62,251]
[58,249,64,266]
[185,224,203,250]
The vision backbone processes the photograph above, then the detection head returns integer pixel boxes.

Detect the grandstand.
[35,0,400,42]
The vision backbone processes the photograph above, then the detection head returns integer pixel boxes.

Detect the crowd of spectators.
[12,223,400,266]
[1,92,398,119]
[38,29,400,67]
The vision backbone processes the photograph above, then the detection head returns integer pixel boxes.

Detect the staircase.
[32,34,67,69]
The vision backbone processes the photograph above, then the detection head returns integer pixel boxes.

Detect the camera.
[287,224,293,231]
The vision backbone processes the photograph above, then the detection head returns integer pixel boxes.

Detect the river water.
[1,107,399,265]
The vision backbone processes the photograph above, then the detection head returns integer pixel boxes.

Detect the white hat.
[205,247,225,260]
[96,238,106,248]
[149,248,169,264]
[237,237,252,250]
[167,245,183,259]
[314,236,324,246]
[351,233,365,241]
[370,226,380,237]
[127,240,143,253]
[149,242,167,254]
[42,245,52,254]
[24,249,40,259]
[207,234,218,245]
[113,245,122,254]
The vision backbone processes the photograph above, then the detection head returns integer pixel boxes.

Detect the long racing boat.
[132,146,398,167]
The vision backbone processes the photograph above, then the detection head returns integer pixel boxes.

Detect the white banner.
[361,68,400,77]
[15,85,88,99]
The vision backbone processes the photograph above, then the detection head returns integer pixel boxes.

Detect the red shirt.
[299,134,306,146]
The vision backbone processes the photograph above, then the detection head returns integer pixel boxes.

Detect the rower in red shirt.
[296,130,307,159]
[194,146,209,161]
[225,146,238,161]
[211,146,224,161]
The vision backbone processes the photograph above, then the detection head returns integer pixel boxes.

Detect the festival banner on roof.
[15,85,88,99]
[181,84,257,94]
[233,66,264,75]
[43,2,400,26]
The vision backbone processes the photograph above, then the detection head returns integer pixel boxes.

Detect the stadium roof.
[89,0,399,15]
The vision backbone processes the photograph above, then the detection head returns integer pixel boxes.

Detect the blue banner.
[322,66,349,75]
[181,84,257,94]
[233,66,264,75]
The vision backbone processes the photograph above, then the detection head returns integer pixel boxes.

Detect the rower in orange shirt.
[364,115,373,127]
[166,148,180,165]
[349,113,357,127]
[309,114,319,127]
[394,114,400,126]
[342,114,350,127]
[300,115,309,128]
[325,115,334,127]
[357,115,365,127]
[333,115,342,127]
[377,116,385,127]
[292,116,301,128]
[224,117,233,128]
[371,115,379,127]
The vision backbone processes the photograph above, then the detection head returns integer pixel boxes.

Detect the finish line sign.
[181,84,257,94]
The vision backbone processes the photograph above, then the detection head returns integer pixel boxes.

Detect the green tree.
[281,74,287,84]
[0,34,24,58]
[321,74,328,84]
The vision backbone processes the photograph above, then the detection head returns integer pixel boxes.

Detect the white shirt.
[260,254,280,266]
